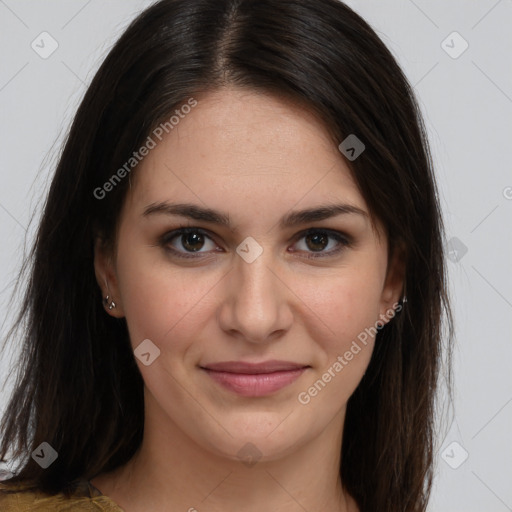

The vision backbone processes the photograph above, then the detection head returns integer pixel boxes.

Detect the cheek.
[290,263,385,405]
[297,266,385,347]
[115,244,222,350]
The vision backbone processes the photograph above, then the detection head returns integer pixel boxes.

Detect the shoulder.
[0,480,124,511]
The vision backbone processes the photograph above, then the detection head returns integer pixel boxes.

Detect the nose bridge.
[219,244,292,343]
[239,250,274,303]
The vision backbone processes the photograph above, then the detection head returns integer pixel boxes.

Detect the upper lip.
[200,360,309,374]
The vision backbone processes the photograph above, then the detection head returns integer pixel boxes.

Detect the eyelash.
[159,226,351,260]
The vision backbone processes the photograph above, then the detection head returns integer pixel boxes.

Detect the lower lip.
[202,368,307,397]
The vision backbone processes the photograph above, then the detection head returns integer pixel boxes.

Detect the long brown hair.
[0,1,453,510]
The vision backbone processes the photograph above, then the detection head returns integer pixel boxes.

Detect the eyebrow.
[142,201,368,229]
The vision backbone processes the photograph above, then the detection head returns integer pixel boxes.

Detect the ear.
[378,241,405,327]
[94,237,125,318]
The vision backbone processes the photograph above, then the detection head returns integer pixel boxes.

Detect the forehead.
[125,87,368,221]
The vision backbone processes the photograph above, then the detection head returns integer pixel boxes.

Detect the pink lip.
[200,360,309,397]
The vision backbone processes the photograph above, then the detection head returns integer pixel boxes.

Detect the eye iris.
[182,232,204,252]
[306,232,328,252]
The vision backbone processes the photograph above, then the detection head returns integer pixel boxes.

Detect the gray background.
[0,1,511,510]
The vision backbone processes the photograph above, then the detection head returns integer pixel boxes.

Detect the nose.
[217,248,294,344]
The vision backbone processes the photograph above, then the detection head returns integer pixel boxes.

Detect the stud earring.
[103,295,116,310]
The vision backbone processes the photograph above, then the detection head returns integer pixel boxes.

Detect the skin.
[92,87,404,512]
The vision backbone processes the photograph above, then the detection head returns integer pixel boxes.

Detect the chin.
[194,412,313,464]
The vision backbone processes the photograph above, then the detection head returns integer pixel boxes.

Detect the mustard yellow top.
[0,478,124,511]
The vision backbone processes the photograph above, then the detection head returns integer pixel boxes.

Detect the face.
[95,87,403,462]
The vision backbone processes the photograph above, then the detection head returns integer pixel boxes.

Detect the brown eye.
[161,228,219,258]
[304,232,329,252]
[291,229,351,259]
[181,232,206,252]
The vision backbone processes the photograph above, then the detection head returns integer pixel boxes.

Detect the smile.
[200,360,310,397]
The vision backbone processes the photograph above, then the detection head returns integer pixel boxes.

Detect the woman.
[0,0,452,510]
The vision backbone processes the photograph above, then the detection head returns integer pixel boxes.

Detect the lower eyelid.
[164,230,218,253]
[290,235,350,258]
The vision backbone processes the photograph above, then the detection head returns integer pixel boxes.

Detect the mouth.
[199,360,310,397]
